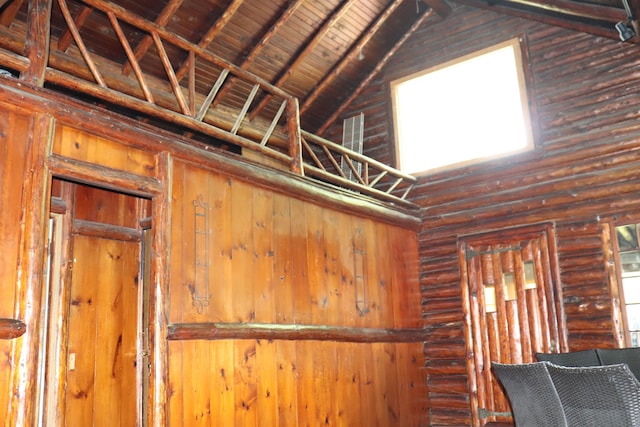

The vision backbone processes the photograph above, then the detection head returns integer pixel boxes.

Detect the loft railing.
[0,0,416,208]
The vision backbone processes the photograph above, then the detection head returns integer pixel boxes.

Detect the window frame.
[389,37,536,176]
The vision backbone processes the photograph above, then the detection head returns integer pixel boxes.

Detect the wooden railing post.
[286,97,303,176]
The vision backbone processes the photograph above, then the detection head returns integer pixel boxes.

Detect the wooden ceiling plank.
[21,0,52,86]
[122,0,185,75]
[300,0,405,116]
[209,0,306,109]
[57,6,93,52]
[0,0,24,27]
[174,0,244,81]
[316,8,435,135]
[58,0,106,86]
[250,0,358,120]
[107,11,154,103]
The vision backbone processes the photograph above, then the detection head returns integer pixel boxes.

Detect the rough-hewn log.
[72,219,142,241]
[167,322,427,343]
[0,318,27,339]
[22,0,53,85]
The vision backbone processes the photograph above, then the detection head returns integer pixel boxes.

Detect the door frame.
[40,152,170,426]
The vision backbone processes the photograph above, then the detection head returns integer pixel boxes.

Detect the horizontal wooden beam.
[0,318,27,339]
[168,322,427,343]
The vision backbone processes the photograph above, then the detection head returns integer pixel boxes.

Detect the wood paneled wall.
[0,109,33,426]
[167,159,427,425]
[322,5,640,426]
[0,77,427,425]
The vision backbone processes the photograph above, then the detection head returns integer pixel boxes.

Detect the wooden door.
[63,234,140,426]
[460,223,566,426]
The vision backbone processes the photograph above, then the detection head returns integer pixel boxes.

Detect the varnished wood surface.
[0,53,427,426]
[0,319,27,339]
[167,322,427,342]
[323,6,640,426]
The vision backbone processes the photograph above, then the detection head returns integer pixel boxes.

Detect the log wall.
[322,5,640,426]
[0,76,427,425]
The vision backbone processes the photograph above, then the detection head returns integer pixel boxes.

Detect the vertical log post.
[21,0,53,86]
[286,97,303,176]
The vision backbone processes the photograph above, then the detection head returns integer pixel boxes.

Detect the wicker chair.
[596,347,640,381]
[535,349,600,367]
[492,362,568,427]
[546,363,640,427]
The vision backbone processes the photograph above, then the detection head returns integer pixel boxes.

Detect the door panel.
[64,235,139,427]
[460,224,564,426]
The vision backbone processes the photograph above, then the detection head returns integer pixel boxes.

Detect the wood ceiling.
[0,0,637,135]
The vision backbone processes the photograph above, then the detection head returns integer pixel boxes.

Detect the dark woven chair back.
[596,347,640,382]
[546,363,640,427]
[492,362,568,427]
[535,349,600,367]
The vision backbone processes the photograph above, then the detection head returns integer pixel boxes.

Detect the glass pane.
[631,331,640,347]
[620,251,640,274]
[502,272,516,301]
[484,286,496,313]
[617,224,639,251]
[626,304,640,332]
[524,261,537,289]
[622,276,640,304]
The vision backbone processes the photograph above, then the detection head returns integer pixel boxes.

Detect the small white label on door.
[68,352,76,371]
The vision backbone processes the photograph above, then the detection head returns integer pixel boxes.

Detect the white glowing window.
[391,38,534,175]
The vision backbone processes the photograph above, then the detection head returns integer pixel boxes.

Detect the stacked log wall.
[323,5,640,425]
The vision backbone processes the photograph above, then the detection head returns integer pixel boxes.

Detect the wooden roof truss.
[0,0,420,208]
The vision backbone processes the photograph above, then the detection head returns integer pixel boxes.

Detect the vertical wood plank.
[64,236,99,425]
[256,339,278,426]
[210,340,235,427]
[273,193,294,324]
[230,180,255,322]
[209,174,233,322]
[276,340,298,426]
[0,111,31,423]
[290,198,309,324]
[234,340,257,425]
[167,341,184,426]
[22,0,52,86]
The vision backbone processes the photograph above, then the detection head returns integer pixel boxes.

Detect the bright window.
[616,223,640,346]
[390,38,535,175]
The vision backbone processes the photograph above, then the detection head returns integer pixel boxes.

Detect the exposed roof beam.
[0,0,23,26]
[21,0,53,86]
[122,0,185,75]
[458,0,630,42]
[300,0,404,116]
[497,0,626,22]
[250,0,358,120]
[316,8,436,135]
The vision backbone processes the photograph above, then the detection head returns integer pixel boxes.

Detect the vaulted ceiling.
[0,0,636,135]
